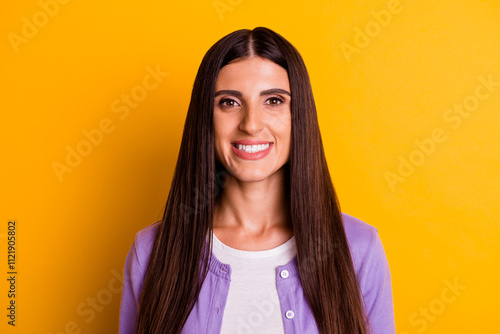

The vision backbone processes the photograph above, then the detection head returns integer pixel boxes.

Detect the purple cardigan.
[119,213,396,333]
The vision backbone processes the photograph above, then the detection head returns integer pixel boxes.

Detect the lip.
[231,139,273,145]
[231,142,273,160]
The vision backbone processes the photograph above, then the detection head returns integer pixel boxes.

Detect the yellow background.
[1,0,499,333]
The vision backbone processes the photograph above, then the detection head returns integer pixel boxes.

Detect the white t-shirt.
[211,232,297,334]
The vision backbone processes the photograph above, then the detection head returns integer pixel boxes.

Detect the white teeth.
[236,143,270,153]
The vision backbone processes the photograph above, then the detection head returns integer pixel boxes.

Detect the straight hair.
[135,27,369,333]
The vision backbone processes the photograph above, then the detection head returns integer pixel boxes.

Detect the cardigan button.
[285,310,295,319]
[280,269,289,278]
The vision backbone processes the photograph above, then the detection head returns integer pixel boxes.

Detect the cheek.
[276,117,292,138]
[214,141,225,164]
[213,132,223,151]
[281,122,292,154]
[213,123,230,159]
[213,115,236,142]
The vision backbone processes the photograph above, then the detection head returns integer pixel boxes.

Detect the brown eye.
[219,98,239,108]
[266,96,284,106]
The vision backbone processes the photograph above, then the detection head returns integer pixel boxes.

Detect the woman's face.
[213,56,292,182]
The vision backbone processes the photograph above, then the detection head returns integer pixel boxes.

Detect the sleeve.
[360,228,396,334]
[119,237,145,334]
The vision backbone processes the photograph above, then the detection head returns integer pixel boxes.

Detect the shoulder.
[341,212,379,252]
[132,220,161,269]
[341,212,390,289]
[341,213,395,331]
[135,219,161,244]
[341,212,385,273]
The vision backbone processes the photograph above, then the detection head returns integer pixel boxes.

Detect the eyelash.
[219,96,285,108]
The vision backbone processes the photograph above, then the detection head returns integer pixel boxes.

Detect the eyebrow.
[214,88,291,97]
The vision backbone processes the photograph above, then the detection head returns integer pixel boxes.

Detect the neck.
[213,168,291,235]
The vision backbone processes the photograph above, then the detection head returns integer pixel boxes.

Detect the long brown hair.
[136,27,368,333]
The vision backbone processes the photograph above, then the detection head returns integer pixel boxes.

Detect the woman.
[119,27,395,334]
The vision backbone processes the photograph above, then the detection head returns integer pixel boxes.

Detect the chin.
[235,169,278,181]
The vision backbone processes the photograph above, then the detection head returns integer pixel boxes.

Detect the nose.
[239,102,264,135]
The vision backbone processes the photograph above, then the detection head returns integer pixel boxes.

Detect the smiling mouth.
[232,142,272,153]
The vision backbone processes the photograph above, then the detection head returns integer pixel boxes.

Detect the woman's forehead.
[216,57,290,91]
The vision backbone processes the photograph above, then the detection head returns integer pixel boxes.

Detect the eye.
[219,98,240,108]
[266,96,285,106]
